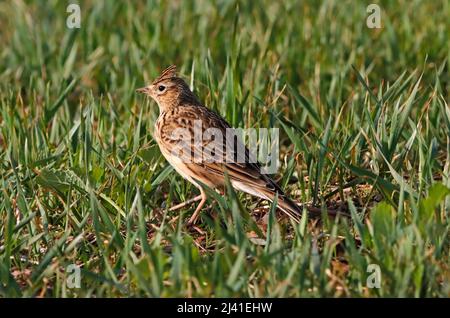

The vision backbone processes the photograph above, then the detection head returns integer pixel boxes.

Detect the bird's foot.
[169,194,202,211]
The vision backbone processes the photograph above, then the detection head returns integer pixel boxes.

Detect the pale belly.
[154,117,220,190]
[159,144,201,188]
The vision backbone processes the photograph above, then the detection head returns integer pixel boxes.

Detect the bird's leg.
[187,189,207,225]
[169,194,202,211]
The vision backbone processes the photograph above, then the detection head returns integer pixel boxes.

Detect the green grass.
[0,0,449,297]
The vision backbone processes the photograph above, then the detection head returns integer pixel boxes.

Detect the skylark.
[137,65,302,225]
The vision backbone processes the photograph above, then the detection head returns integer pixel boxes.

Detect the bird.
[136,65,303,225]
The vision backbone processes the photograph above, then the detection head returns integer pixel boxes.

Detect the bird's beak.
[136,86,149,94]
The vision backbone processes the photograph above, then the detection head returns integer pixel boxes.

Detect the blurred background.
[0,1,447,116]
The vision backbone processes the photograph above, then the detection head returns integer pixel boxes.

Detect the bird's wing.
[159,105,284,194]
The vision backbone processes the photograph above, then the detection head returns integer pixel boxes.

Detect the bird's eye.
[158,85,166,92]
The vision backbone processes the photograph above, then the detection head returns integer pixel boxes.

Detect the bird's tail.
[270,192,348,222]
[232,180,345,223]
[271,193,303,222]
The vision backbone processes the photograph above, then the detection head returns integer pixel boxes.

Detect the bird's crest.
[153,65,178,84]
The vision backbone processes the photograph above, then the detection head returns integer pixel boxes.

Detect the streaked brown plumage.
[137,65,303,224]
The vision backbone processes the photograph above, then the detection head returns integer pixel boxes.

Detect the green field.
[0,0,449,297]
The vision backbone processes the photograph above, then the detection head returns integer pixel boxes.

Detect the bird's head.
[136,65,197,111]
